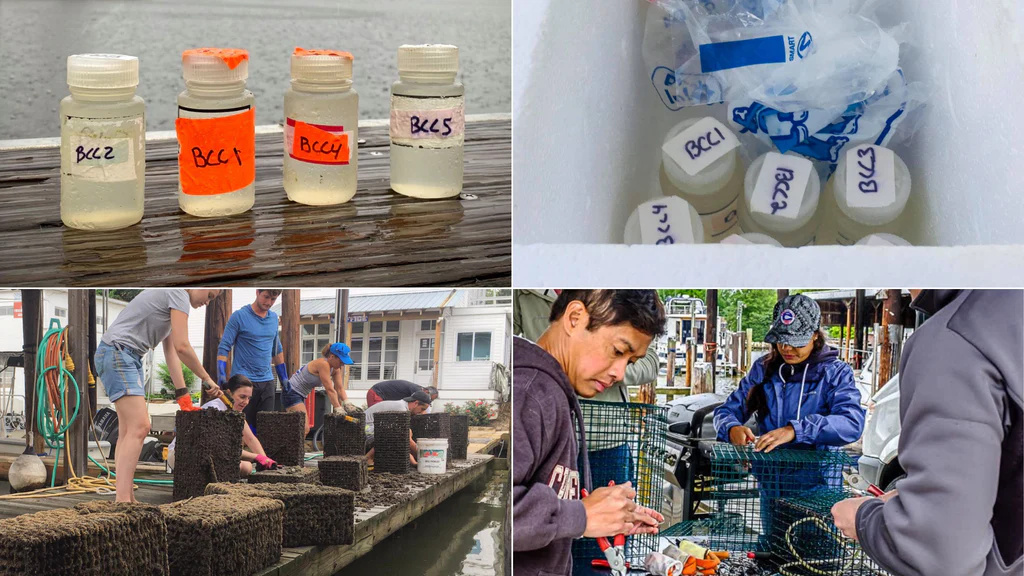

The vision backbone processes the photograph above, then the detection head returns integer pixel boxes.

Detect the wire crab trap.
[770,489,888,576]
[701,443,851,554]
[661,443,887,575]
[571,400,669,570]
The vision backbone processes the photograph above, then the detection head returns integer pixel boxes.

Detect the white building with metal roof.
[271,289,512,408]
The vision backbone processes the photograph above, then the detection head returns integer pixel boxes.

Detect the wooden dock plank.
[0,119,510,287]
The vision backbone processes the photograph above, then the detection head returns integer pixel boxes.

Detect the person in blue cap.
[283,342,360,434]
[713,294,865,542]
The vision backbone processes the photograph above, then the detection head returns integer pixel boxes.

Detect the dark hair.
[258,289,283,298]
[225,374,254,393]
[746,329,828,420]
[423,386,439,399]
[549,290,667,338]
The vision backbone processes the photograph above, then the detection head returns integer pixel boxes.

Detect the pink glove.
[255,454,278,471]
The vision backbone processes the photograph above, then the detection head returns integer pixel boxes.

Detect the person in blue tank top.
[713,294,866,544]
[217,289,288,436]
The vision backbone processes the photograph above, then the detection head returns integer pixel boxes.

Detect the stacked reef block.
[319,455,369,491]
[161,494,284,576]
[770,490,886,576]
[0,501,168,575]
[173,409,245,500]
[375,411,411,474]
[248,465,320,485]
[256,411,306,466]
[449,414,469,460]
[411,412,452,465]
[205,482,354,547]
[324,412,366,457]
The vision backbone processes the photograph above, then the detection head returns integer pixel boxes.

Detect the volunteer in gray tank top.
[94,288,223,503]
[282,342,360,434]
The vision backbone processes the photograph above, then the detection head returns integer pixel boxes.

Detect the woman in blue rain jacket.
[713,295,866,543]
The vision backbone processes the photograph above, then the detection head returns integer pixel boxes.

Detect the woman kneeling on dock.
[167,374,278,475]
[283,342,360,434]
[94,288,224,503]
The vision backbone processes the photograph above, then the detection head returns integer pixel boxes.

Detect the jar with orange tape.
[283,48,359,205]
[390,44,464,199]
[175,48,256,217]
[60,54,145,231]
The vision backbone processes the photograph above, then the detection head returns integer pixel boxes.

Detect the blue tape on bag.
[699,36,787,73]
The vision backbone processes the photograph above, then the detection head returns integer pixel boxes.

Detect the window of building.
[469,289,512,307]
[54,307,67,318]
[350,338,363,380]
[301,322,332,364]
[456,332,491,361]
[366,336,399,380]
[418,338,435,372]
[420,319,437,332]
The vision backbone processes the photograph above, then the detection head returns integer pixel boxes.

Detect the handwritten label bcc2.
[751,152,812,220]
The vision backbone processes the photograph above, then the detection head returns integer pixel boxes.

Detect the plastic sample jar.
[283,48,358,205]
[623,196,704,245]
[856,233,912,247]
[389,44,464,199]
[742,152,822,247]
[175,48,256,217]
[720,232,784,247]
[60,54,145,231]
[829,144,912,245]
[660,116,742,241]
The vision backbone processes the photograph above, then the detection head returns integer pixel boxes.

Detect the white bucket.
[417,438,449,475]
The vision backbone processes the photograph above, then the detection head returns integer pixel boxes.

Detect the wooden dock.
[0,453,495,575]
[260,453,494,575]
[0,117,510,287]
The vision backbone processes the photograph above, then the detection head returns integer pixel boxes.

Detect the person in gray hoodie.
[513,290,667,576]
[831,290,1022,576]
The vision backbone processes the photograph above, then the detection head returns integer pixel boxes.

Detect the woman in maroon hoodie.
[513,290,666,576]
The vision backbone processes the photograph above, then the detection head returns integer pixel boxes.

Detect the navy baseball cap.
[764,295,821,348]
[328,343,355,365]
[404,390,432,405]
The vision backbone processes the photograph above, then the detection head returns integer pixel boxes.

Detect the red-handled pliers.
[582,481,628,576]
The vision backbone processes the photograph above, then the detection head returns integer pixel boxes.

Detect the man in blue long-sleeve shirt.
[217,290,287,436]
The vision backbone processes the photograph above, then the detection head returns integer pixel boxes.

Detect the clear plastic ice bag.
[643,0,925,163]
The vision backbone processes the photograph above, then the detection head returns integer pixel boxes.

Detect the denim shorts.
[95,341,145,402]
[281,387,305,409]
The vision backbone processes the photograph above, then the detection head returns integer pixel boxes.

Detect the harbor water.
[339,470,509,575]
[0,0,511,139]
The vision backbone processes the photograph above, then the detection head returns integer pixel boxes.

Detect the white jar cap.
[856,233,912,247]
[397,44,459,74]
[67,54,139,89]
[182,48,249,83]
[291,48,353,82]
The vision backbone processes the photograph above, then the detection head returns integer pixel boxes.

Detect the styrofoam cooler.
[513,0,1024,286]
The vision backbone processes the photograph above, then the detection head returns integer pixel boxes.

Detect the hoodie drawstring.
[778,363,810,421]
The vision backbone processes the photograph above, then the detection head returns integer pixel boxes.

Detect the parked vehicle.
[858,374,905,491]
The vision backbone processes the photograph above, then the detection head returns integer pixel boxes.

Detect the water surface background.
[0,0,511,139]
